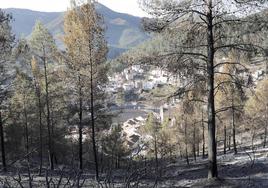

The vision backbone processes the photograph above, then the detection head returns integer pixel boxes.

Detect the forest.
[0,0,268,187]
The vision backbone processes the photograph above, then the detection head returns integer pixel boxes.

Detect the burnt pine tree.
[31,56,43,175]
[0,9,14,172]
[143,113,161,177]
[64,0,90,171]
[12,38,45,172]
[245,78,268,149]
[64,0,108,178]
[12,38,35,162]
[29,21,57,170]
[215,52,246,155]
[11,71,34,162]
[201,108,206,158]
[138,0,268,178]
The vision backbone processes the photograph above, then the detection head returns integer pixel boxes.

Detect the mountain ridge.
[5,4,149,59]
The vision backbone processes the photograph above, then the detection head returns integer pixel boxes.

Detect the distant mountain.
[5,3,150,59]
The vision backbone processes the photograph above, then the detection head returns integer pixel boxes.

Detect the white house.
[126,72,134,80]
[123,83,135,91]
[132,65,144,74]
[143,81,154,90]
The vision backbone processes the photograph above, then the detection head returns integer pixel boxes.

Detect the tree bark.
[264,126,267,148]
[193,123,196,162]
[0,111,6,172]
[23,100,29,162]
[78,74,83,171]
[264,105,267,148]
[185,119,189,166]
[154,134,158,176]
[224,123,227,154]
[50,110,58,166]
[228,135,231,151]
[178,143,183,159]
[206,0,218,178]
[32,64,43,174]
[231,94,237,154]
[43,55,54,170]
[202,110,205,158]
[197,131,200,157]
[38,92,43,175]
[90,54,99,180]
[100,147,104,173]
[33,74,43,175]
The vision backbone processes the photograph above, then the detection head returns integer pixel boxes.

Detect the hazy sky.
[0,0,148,17]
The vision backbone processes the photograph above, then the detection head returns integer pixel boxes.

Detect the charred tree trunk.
[43,56,54,170]
[34,78,43,175]
[154,134,158,175]
[228,134,231,151]
[251,127,256,151]
[37,85,43,175]
[100,148,104,173]
[193,123,196,162]
[197,128,200,157]
[202,110,205,158]
[224,123,227,154]
[264,123,267,148]
[264,105,267,148]
[178,143,183,159]
[231,95,237,155]
[78,74,83,171]
[38,95,43,175]
[264,126,267,148]
[23,101,29,162]
[90,56,99,180]
[50,111,58,165]
[206,0,218,178]
[185,119,189,166]
[0,111,6,172]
